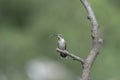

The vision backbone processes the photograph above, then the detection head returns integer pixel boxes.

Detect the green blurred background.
[0,0,120,80]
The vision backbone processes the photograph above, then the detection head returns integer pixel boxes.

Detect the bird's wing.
[65,42,67,50]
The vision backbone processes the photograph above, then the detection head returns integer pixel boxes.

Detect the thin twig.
[56,48,85,64]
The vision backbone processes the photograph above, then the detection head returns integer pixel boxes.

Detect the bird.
[55,34,67,58]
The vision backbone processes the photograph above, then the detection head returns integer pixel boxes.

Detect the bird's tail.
[60,53,67,58]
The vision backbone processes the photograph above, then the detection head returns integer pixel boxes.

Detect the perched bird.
[56,34,67,58]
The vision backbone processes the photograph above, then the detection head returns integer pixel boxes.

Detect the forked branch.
[80,0,102,80]
[56,48,85,64]
[55,0,102,80]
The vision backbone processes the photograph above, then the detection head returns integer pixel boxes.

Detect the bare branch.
[79,0,103,80]
[56,48,85,64]
[54,0,102,80]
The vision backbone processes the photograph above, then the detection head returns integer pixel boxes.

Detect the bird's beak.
[49,34,57,38]
[54,34,58,37]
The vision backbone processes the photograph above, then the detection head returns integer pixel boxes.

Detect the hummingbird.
[55,34,67,58]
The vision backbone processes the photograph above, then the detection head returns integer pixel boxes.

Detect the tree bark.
[56,0,103,80]
[80,0,102,80]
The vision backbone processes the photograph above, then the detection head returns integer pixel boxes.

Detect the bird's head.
[55,34,63,40]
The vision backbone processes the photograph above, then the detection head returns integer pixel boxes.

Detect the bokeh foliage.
[0,0,120,80]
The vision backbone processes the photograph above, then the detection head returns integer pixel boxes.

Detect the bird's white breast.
[58,39,65,49]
